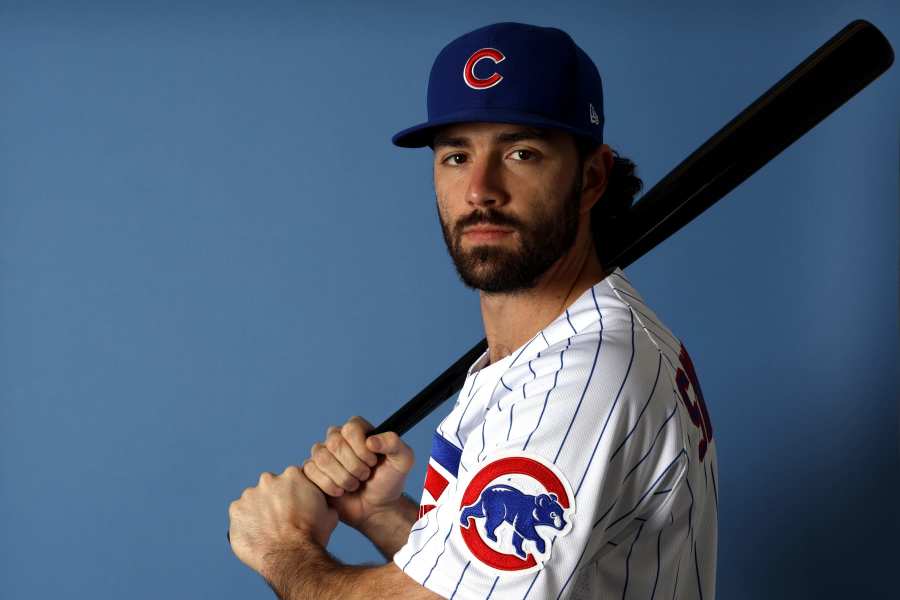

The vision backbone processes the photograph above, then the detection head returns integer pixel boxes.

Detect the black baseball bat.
[369,19,894,438]
[228,19,893,545]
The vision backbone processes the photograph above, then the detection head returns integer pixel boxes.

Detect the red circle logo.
[458,453,575,573]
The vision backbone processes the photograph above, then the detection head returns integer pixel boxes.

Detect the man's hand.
[228,465,338,579]
[302,416,415,531]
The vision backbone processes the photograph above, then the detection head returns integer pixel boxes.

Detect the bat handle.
[369,338,488,437]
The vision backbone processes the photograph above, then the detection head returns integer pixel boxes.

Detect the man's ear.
[580,144,614,214]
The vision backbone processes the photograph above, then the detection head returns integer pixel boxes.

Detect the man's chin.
[455,258,536,293]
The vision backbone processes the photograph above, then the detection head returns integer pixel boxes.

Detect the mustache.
[454,209,522,235]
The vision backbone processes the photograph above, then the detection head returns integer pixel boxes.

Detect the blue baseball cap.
[392,22,604,149]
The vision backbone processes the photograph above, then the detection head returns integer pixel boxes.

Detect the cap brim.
[391,108,602,148]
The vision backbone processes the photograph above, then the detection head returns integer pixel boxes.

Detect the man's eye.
[443,153,467,165]
[510,149,535,161]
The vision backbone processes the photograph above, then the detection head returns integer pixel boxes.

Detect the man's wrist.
[261,538,338,600]
[356,493,418,534]
[356,494,419,559]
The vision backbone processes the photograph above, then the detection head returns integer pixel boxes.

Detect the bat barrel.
[603,19,894,270]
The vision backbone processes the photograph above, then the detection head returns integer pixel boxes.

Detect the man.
[228,22,717,599]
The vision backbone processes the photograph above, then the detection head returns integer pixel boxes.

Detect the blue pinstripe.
[671,555,681,600]
[523,349,566,451]
[574,309,635,496]
[608,287,680,348]
[449,561,471,599]
[604,450,687,531]
[484,576,499,600]
[523,571,542,599]
[565,308,577,334]
[621,521,646,599]
[622,403,678,482]
[509,333,541,369]
[454,378,478,448]
[628,320,681,357]
[402,515,442,571]
[659,351,678,375]
[553,288,607,464]
[467,368,482,396]
[685,474,695,545]
[710,462,719,509]
[591,499,618,530]
[410,512,432,534]
[650,514,672,600]
[693,540,704,600]
[422,524,454,586]
[477,410,488,462]
[609,353,663,463]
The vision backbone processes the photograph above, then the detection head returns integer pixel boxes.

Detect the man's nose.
[466,155,508,208]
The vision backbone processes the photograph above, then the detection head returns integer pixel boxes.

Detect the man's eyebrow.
[495,128,551,144]
[432,127,551,150]
[431,134,470,149]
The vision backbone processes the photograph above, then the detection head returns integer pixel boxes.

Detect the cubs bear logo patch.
[457,451,575,574]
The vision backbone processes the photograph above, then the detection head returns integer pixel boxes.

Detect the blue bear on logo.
[459,485,567,559]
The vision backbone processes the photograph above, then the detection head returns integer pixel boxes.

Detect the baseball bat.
[227,18,893,545]
[369,19,894,438]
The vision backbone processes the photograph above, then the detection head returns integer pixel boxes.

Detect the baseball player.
[228,22,718,599]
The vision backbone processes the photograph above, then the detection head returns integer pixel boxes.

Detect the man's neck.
[479,240,607,365]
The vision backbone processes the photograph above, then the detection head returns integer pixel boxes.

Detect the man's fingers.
[302,459,345,497]
[365,431,415,474]
[342,416,378,468]
[310,442,362,492]
[326,428,373,480]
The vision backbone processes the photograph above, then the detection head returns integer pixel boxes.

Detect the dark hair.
[575,138,643,263]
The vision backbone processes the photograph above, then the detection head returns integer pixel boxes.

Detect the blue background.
[1,1,897,598]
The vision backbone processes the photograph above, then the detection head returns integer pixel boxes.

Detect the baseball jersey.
[393,267,718,599]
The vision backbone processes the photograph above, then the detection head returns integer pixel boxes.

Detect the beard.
[438,172,583,294]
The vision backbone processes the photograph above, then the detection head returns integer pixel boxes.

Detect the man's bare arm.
[354,493,419,560]
[264,539,442,600]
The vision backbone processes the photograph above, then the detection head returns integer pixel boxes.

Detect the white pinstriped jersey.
[393,267,718,599]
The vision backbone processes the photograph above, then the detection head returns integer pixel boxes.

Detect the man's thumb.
[367,432,414,473]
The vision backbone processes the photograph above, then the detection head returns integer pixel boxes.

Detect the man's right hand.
[302,416,415,532]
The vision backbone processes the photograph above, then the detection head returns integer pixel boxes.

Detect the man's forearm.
[356,493,419,560]
[263,538,440,600]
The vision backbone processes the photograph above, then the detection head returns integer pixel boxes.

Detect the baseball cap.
[392,22,604,149]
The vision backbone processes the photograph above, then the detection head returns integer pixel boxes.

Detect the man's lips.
[462,225,515,242]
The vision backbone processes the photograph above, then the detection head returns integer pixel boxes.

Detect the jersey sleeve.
[393,323,689,599]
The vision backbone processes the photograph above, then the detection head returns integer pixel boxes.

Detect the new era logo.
[589,103,600,125]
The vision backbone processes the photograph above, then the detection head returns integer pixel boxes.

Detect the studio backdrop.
[1,1,897,598]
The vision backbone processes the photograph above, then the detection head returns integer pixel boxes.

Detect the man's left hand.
[228,465,338,578]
